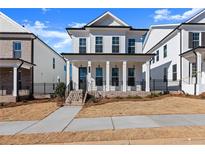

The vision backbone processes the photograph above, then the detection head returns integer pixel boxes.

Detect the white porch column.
[145,61,150,92]
[13,67,18,97]
[106,61,110,91]
[122,61,127,92]
[197,52,202,84]
[87,61,92,91]
[66,61,70,86]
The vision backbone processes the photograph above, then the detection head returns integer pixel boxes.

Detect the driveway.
[2,110,205,135]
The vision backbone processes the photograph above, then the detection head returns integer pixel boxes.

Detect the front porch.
[0,58,34,103]
[181,47,205,95]
[63,53,154,92]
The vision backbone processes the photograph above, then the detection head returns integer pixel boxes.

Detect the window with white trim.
[172,64,177,81]
[96,67,103,86]
[95,37,103,53]
[13,42,21,58]
[128,68,135,86]
[112,68,119,86]
[79,38,86,53]
[163,45,167,58]
[193,32,200,48]
[112,37,119,53]
[128,39,135,54]
[156,50,159,62]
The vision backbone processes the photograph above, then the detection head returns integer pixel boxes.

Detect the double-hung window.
[53,58,55,69]
[163,45,167,58]
[96,67,103,86]
[79,38,86,53]
[156,50,159,62]
[112,37,119,53]
[192,63,197,77]
[13,42,21,58]
[112,68,119,86]
[128,39,135,54]
[95,37,103,53]
[192,32,200,48]
[128,68,135,86]
[172,64,177,81]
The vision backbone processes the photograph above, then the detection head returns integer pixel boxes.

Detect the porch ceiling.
[180,46,205,63]
[61,53,155,62]
[0,58,35,69]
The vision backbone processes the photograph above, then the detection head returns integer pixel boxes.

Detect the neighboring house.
[62,11,154,93]
[0,12,66,102]
[143,9,205,95]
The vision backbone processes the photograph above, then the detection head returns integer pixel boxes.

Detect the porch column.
[13,67,18,97]
[145,61,150,92]
[66,61,70,86]
[87,61,92,91]
[197,52,202,84]
[122,61,127,92]
[106,61,110,91]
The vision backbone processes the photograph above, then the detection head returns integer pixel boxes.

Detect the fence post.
[44,83,46,94]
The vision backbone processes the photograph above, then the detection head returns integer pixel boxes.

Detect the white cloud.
[153,8,203,22]
[23,20,71,53]
[42,8,50,14]
[68,22,86,28]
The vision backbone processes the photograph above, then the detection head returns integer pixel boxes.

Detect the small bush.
[199,92,205,99]
[55,82,66,98]
[146,92,161,98]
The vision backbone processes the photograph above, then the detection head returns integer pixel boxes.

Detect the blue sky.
[0,8,202,53]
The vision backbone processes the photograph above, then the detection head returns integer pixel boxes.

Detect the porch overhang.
[61,53,155,63]
[180,46,205,63]
[0,58,36,69]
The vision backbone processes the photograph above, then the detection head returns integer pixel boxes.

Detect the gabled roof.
[0,11,30,33]
[86,11,129,27]
[185,9,205,23]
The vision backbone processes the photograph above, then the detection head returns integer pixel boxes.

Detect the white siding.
[33,39,66,84]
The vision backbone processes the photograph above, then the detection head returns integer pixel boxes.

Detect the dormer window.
[128,39,135,54]
[112,37,119,53]
[95,37,103,53]
[79,38,86,53]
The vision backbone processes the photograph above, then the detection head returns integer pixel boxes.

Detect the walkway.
[1,110,205,135]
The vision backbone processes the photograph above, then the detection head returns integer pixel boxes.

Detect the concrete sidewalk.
[1,112,205,135]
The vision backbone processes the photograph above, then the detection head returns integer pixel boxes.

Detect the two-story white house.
[143,9,205,95]
[62,12,154,93]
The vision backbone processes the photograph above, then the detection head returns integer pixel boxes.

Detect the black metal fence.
[33,83,58,95]
[150,79,181,92]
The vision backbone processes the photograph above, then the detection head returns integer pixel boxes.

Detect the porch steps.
[64,90,85,106]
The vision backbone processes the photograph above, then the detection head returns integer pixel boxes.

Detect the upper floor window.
[13,42,21,58]
[79,38,86,53]
[163,45,167,58]
[95,37,103,53]
[53,58,55,69]
[112,37,119,53]
[189,32,200,48]
[152,55,155,64]
[172,64,177,81]
[128,39,135,54]
[156,50,159,62]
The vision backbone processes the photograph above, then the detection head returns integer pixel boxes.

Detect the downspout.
[193,50,197,95]
[179,28,182,91]
[16,61,24,101]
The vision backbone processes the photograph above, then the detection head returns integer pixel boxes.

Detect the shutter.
[189,32,193,48]
[201,32,205,46]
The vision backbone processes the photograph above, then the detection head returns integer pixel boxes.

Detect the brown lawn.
[0,100,59,121]
[1,126,205,144]
[76,96,205,118]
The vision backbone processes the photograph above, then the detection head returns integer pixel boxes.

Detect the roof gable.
[0,12,30,33]
[186,9,205,23]
[86,11,129,27]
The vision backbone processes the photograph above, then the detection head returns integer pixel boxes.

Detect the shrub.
[55,82,66,98]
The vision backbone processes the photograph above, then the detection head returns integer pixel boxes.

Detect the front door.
[79,67,87,90]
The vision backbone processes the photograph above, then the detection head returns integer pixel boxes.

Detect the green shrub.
[55,82,66,98]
